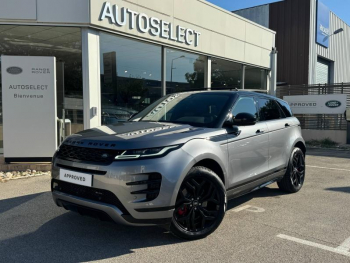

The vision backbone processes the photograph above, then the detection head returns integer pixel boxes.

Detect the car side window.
[258,98,284,121]
[276,100,293,117]
[232,97,258,119]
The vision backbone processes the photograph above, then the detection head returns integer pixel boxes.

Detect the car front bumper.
[51,147,195,226]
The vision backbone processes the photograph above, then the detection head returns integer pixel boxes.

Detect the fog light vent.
[127,173,162,201]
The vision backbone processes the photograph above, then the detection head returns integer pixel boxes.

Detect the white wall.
[0,0,89,24]
[90,0,276,69]
[0,0,36,20]
[302,129,347,144]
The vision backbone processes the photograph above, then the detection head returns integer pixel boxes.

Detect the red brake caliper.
[178,205,188,216]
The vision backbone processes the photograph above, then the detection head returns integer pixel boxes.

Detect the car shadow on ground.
[325,187,350,194]
[227,186,288,210]
[0,186,287,262]
[0,192,181,262]
[0,192,45,214]
[306,148,350,159]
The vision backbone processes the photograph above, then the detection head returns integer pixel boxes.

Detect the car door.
[257,97,292,171]
[227,96,269,189]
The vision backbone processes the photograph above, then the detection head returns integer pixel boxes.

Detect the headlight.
[115,145,181,160]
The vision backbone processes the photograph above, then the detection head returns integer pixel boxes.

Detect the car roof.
[176,89,282,101]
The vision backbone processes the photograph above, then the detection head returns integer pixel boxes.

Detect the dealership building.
[234,0,350,144]
[0,0,276,160]
[234,0,350,85]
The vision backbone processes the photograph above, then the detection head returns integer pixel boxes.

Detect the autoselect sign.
[99,2,201,47]
[283,94,347,114]
[1,55,57,160]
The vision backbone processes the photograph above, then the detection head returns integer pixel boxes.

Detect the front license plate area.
[59,169,92,187]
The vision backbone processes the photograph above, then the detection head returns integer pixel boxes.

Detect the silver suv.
[51,91,306,240]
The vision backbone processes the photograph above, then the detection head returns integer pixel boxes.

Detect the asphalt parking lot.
[1,148,350,263]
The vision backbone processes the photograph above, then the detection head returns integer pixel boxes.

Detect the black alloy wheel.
[170,166,226,240]
[278,147,306,193]
[290,149,305,187]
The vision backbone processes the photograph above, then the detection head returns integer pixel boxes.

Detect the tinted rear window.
[277,100,293,117]
[258,98,284,121]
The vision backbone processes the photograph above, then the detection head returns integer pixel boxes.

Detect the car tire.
[277,147,306,193]
[170,166,226,240]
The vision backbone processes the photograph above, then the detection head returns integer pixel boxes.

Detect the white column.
[241,65,246,89]
[82,28,101,129]
[205,56,212,89]
[161,46,166,96]
[270,47,278,96]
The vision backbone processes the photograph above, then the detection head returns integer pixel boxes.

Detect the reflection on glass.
[100,33,162,125]
[166,48,205,93]
[232,97,258,119]
[137,93,231,128]
[211,58,242,89]
[0,25,83,150]
[245,66,267,90]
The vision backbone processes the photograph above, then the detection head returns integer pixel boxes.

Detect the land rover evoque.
[51,91,306,240]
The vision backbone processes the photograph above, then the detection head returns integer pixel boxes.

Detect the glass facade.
[0,25,270,153]
[0,25,83,152]
[166,48,206,94]
[99,33,162,125]
[98,32,269,125]
[211,58,242,89]
[245,66,268,90]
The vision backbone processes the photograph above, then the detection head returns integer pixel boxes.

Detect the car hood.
[63,122,226,150]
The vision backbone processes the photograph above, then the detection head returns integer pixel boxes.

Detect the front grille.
[57,144,123,164]
[52,179,129,215]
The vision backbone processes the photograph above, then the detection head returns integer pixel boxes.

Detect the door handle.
[256,129,265,134]
[285,123,290,127]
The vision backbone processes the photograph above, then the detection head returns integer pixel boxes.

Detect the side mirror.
[233,113,257,126]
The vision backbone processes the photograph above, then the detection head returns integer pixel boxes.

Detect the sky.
[207,0,350,25]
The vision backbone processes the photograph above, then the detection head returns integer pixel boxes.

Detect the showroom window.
[99,33,162,125]
[0,25,83,152]
[211,58,242,89]
[166,48,206,94]
[245,66,268,91]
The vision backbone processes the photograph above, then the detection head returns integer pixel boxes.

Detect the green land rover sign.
[325,100,341,108]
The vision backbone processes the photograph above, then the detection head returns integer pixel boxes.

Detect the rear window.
[277,100,293,117]
[258,98,284,121]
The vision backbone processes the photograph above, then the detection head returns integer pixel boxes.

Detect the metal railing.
[277,83,350,130]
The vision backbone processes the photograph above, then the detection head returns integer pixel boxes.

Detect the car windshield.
[132,93,231,127]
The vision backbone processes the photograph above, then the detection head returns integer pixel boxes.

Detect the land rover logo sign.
[325,100,341,108]
[283,94,347,114]
[7,67,22,75]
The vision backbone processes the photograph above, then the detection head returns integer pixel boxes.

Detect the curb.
[306,146,350,151]
[0,172,51,183]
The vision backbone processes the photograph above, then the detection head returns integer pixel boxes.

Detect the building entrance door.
[316,57,330,84]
